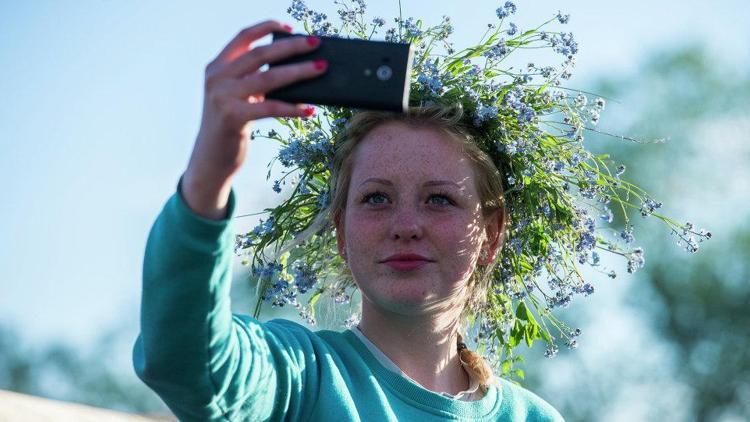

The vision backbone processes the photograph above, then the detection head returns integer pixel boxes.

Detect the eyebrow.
[358,178,461,189]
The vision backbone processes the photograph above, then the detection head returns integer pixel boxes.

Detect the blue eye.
[428,194,453,206]
[361,191,454,207]
[363,191,389,205]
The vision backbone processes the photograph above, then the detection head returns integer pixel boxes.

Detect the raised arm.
[132,20,327,420]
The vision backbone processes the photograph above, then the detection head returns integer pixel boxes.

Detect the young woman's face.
[336,121,499,316]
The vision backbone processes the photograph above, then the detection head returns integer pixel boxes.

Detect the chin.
[362,277,458,316]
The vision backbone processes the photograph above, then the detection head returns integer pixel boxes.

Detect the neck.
[357,298,470,396]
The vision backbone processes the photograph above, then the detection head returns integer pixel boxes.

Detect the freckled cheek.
[344,214,384,253]
[441,228,482,282]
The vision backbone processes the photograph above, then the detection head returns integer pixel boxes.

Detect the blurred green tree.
[0,324,170,416]
[529,44,750,421]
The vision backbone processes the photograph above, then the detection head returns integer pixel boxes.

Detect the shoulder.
[495,377,565,421]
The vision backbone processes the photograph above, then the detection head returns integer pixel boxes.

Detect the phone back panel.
[266,32,413,112]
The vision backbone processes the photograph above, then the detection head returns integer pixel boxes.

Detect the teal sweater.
[132,178,565,421]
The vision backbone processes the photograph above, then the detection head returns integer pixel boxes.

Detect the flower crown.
[234,0,711,379]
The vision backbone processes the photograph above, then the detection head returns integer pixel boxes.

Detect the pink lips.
[381,253,433,271]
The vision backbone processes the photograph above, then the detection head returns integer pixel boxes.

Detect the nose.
[390,203,424,240]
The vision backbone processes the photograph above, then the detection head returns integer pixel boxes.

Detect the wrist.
[180,169,234,221]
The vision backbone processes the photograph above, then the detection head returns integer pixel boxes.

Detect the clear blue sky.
[1,0,748,353]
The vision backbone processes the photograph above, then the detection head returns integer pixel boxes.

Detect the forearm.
[133,176,240,418]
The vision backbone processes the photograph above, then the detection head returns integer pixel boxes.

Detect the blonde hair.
[293,104,509,387]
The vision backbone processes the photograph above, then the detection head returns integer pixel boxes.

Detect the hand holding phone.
[182,21,327,220]
[266,32,414,112]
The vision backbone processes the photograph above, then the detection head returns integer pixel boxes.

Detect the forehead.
[350,122,476,185]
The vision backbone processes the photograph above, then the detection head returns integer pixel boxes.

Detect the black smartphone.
[265,32,414,112]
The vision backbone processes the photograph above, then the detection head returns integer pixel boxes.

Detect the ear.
[479,208,505,265]
[334,211,347,262]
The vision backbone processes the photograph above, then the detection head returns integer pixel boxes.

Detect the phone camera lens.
[376,65,392,81]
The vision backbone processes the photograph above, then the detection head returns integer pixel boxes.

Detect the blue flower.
[337,9,356,25]
[508,237,523,255]
[252,217,276,237]
[287,0,309,21]
[352,0,366,13]
[385,27,399,42]
[591,251,600,266]
[331,117,348,128]
[506,22,518,36]
[312,11,328,25]
[343,313,360,329]
[620,225,635,244]
[576,283,594,296]
[550,32,578,57]
[549,290,572,308]
[297,177,310,195]
[574,93,587,107]
[626,247,645,273]
[556,11,570,24]
[253,261,283,280]
[291,262,318,293]
[372,17,385,27]
[482,40,509,60]
[417,73,444,96]
[540,66,555,78]
[502,86,536,124]
[463,86,481,102]
[589,109,601,125]
[544,345,559,358]
[399,17,422,38]
[640,197,663,217]
[234,234,255,251]
[298,306,316,325]
[272,180,282,193]
[278,130,333,168]
[473,103,499,126]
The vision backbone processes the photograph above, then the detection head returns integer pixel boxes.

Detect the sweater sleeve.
[132,176,312,421]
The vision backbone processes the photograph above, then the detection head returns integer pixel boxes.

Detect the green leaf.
[524,324,534,348]
[501,359,512,374]
[515,301,534,322]
[509,319,524,348]
[308,291,322,307]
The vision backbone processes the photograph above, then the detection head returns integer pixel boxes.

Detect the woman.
[133,20,564,421]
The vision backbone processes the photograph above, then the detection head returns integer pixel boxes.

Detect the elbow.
[132,333,171,387]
